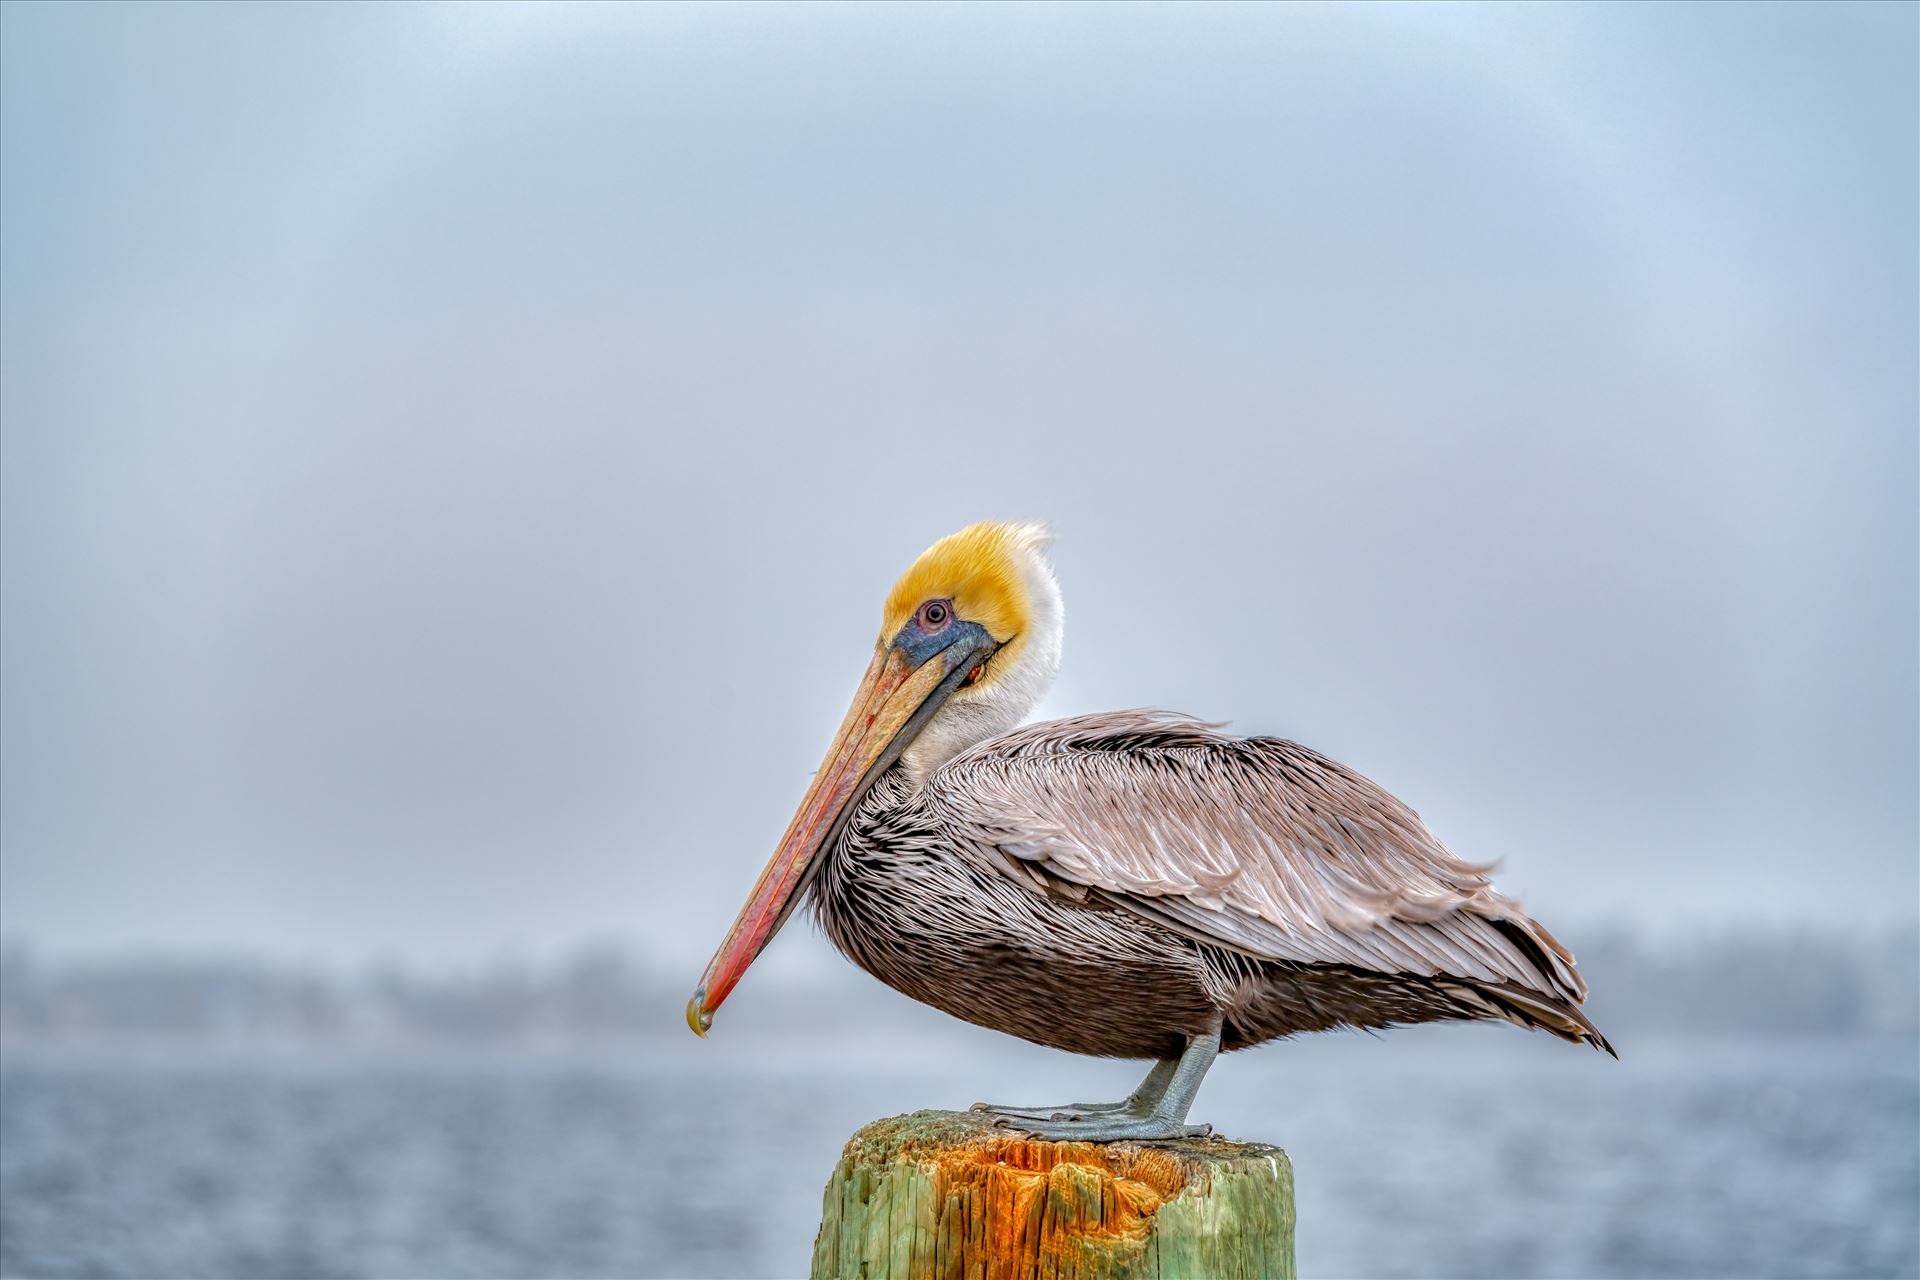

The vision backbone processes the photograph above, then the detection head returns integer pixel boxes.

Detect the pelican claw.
[970,1099,1132,1120]
[1001,1115,1214,1143]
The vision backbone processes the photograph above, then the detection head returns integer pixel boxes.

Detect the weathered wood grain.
[811,1110,1295,1280]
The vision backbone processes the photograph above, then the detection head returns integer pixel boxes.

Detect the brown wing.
[927,709,1591,1010]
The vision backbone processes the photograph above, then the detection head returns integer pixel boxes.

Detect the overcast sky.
[1,1,1913,974]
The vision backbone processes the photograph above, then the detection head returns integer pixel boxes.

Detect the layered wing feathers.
[928,710,1588,1008]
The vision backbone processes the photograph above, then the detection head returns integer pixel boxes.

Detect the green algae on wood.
[811,1109,1295,1280]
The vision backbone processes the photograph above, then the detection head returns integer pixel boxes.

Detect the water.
[2,1033,1914,1279]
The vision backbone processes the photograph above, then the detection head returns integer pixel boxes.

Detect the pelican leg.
[992,1021,1220,1142]
[970,1058,1178,1122]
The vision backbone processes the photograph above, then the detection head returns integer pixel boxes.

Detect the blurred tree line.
[0,927,1913,1047]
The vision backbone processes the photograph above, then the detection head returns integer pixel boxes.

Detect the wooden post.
[811,1109,1295,1280]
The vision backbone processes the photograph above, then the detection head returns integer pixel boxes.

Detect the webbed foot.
[975,1024,1222,1145]
[967,1057,1179,1124]
[990,1112,1213,1142]
[969,1099,1133,1121]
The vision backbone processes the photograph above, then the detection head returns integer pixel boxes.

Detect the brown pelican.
[688,521,1612,1141]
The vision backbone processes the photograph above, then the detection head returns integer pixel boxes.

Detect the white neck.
[900,543,1063,784]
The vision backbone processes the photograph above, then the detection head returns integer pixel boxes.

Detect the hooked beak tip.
[685,990,713,1039]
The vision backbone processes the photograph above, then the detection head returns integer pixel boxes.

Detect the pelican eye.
[920,601,950,627]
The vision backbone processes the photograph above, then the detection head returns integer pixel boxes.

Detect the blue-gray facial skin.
[882,612,999,752]
[891,601,996,677]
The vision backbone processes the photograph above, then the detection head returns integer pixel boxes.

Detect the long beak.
[686,630,989,1036]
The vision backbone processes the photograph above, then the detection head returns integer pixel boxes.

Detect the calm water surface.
[2,1033,1914,1279]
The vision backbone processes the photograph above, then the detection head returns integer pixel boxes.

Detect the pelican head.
[686,521,1062,1036]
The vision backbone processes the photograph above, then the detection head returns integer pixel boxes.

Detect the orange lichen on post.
[812,1110,1295,1280]
[925,1133,1174,1268]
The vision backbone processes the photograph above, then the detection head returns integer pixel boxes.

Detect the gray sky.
[2,1,1913,973]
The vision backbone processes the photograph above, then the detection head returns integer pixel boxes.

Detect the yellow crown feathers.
[881,522,1049,647]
